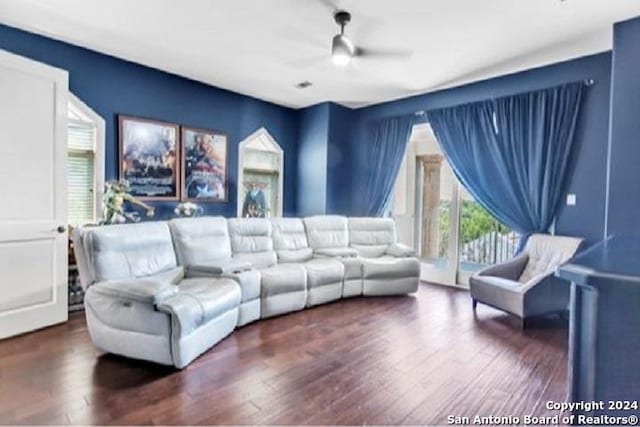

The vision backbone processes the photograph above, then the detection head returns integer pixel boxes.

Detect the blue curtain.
[427,82,584,249]
[354,114,415,216]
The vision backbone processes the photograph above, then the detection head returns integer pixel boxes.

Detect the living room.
[0,1,639,426]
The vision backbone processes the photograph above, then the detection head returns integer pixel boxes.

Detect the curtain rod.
[414,79,595,116]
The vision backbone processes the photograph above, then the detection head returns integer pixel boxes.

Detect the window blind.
[68,121,96,225]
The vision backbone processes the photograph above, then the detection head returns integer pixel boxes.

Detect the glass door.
[457,187,517,285]
[397,123,516,288]
[415,154,460,285]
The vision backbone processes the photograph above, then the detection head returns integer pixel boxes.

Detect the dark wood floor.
[0,283,569,425]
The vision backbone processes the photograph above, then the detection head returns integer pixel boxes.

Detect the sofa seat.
[156,277,241,368]
[159,278,241,334]
[260,264,307,318]
[225,269,261,326]
[304,258,345,307]
[362,257,420,296]
[341,257,364,298]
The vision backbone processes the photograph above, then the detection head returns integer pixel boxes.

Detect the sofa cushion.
[303,215,349,250]
[84,222,178,282]
[304,258,345,289]
[228,218,276,269]
[169,217,232,266]
[272,218,313,263]
[157,278,241,337]
[362,257,420,280]
[519,234,582,283]
[348,217,397,257]
[260,264,307,296]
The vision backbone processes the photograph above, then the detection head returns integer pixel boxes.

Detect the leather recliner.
[74,215,420,368]
[74,221,241,369]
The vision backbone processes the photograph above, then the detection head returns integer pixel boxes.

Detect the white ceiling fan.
[329,9,413,67]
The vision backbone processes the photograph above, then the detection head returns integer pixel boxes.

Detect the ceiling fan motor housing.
[334,10,352,28]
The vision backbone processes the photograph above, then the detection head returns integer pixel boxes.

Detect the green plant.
[436,199,510,257]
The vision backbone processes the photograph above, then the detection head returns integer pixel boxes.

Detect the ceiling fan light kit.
[331,34,354,66]
[331,10,354,66]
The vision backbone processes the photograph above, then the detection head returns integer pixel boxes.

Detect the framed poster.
[118,115,180,200]
[182,127,228,202]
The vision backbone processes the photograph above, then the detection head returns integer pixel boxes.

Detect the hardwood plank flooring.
[0,283,569,425]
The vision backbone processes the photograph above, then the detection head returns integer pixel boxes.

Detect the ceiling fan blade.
[317,0,339,12]
[284,55,328,68]
[355,47,413,61]
[275,26,328,51]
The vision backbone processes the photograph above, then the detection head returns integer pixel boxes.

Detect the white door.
[0,49,68,339]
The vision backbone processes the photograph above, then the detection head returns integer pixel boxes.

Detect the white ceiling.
[1,0,639,109]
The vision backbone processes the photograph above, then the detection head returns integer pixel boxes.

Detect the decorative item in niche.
[241,171,278,218]
[119,115,180,200]
[182,127,228,202]
[101,180,155,224]
[174,201,204,218]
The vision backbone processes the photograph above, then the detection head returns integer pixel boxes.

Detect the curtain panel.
[353,114,415,216]
[426,82,585,249]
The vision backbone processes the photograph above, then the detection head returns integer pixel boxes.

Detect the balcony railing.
[435,200,517,270]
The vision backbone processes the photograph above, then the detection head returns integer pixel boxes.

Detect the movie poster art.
[118,116,180,200]
[241,171,278,218]
[182,127,228,202]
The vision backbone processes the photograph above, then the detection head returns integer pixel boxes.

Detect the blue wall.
[296,102,356,215]
[0,23,300,218]
[296,103,329,215]
[327,103,356,213]
[606,16,640,236]
[345,53,613,245]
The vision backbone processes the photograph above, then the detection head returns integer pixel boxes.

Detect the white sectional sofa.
[73,215,420,368]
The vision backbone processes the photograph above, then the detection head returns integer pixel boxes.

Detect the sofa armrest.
[315,247,359,258]
[386,242,416,258]
[475,253,529,281]
[186,261,252,277]
[91,279,179,305]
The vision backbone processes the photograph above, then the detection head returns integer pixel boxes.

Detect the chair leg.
[472,299,478,311]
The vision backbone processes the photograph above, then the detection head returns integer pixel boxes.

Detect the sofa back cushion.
[169,217,231,266]
[82,221,178,283]
[303,215,349,250]
[519,234,583,283]
[271,218,313,263]
[348,217,397,258]
[228,218,277,269]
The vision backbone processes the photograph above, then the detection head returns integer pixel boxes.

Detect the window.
[237,128,283,218]
[67,94,104,226]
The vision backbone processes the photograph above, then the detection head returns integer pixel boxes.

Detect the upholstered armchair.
[469,233,583,328]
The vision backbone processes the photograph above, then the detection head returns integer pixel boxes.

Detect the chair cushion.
[84,222,177,282]
[169,217,232,266]
[519,234,582,283]
[469,275,524,317]
[260,264,307,296]
[304,258,345,288]
[303,215,349,250]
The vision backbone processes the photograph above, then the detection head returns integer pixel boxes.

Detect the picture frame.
[118,115,180,200]
[181,126,228,202]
